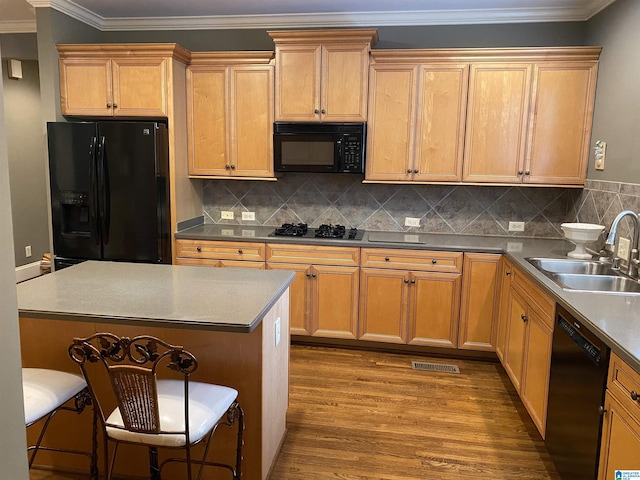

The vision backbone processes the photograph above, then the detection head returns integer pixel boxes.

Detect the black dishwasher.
[546,305,610,480]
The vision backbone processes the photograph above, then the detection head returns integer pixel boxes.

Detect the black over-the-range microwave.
[273,122,366,173]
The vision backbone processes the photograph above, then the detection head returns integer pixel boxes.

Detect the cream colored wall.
[0,42,30,480]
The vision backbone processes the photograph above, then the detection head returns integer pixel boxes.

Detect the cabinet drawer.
[176,239,265,262]
[608,352,640,419]
[266,244,359,266]
[361,248,462,273]
[512,267,555,328]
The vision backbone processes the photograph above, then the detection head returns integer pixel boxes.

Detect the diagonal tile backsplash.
[201,175,640,238]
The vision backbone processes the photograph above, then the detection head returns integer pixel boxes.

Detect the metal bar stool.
[23,368,98,478]
[68,333,244,480]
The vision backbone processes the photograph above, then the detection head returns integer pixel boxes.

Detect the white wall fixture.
[7,59,22,79]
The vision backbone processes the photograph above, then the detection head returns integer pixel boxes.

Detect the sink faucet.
[605,210,640,278]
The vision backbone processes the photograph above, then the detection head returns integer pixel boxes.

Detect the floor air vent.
[411,361,460,374]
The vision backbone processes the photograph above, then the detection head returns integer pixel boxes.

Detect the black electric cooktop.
[271,223,364,241]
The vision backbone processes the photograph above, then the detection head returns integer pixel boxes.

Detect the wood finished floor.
[30,345,560,480]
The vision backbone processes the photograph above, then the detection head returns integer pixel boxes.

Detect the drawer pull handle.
[521,314,528,322]
[238,249,243,254]
[196,246,202,252]
[432,259,437,264]
[506,271,512,276]
[632,391,639,401]
[384,257,390,261]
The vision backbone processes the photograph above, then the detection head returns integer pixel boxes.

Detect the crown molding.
[0,20,37,33]
[21,0,619,31]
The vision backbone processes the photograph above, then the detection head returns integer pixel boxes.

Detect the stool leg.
[234,403,245,480]
[149,446,161,480]
[89,398,99,480]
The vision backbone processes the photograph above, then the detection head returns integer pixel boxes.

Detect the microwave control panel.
[342,135,363,172]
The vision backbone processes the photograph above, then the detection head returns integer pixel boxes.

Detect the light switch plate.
[242,211,256,221]
[508,221,525,232]
[221,211,234,220]
[405,217,420,227]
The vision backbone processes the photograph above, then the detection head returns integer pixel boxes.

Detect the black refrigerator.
[47,121,171,269]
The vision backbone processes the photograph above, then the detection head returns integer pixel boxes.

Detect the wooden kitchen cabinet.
[502,264,555,437]
[174,239,266,268]
[598,352,640,479]
[269,29,378,122]
[366,52,468,182]
[463,50,600,185]
[359,248,462,347]
[187,53,275,179]
[458,253,501,351]
[57,44,189,117]
[266,244,360,339]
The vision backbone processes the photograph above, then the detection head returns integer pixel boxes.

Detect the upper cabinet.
[268,29,378,122]
[57,44,190,117]
[186,52,275,179]
[365,47,601,187]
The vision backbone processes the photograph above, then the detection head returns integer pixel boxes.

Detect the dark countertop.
[176,223,640,372]
[16,261,296,333]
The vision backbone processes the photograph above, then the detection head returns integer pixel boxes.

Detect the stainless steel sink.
[551,273,640,294]
[527,257,616,275]
[526,257,640,294]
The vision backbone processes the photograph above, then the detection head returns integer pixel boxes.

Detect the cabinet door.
[524,62,597,185]
[268,263,311,335]
[598,392,640,480]
[274,45,321,121]
[458,253,500,351]
[112,57,167,117]
[503,286,528,391]
[59,58,113,116]
[521,311,553,438]
[365,64,418,181]
[313,265,359,340]
[463,63,532,183]
[408,271,461,348]
[414,64,469,182]
[187,66,229,176]
[321,44,369,122]
[495,258,513,363]
[359,268,409,344]
[230,65,274,177]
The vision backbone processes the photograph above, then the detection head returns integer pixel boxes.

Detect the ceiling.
[0,0,617,33]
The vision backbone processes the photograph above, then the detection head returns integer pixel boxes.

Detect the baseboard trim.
[15,261,42,283]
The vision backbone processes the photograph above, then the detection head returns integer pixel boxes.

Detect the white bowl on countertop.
[560,223,606,259]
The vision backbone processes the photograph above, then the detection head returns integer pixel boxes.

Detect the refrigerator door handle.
[97,136,110,245]
[89,136,100,245]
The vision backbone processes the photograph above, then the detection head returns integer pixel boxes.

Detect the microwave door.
[275,134,338,172]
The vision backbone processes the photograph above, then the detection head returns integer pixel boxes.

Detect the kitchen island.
[17,261,295,480]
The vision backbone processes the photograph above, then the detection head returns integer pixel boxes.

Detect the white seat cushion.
[105,379,237,447]
[22,368,87,426]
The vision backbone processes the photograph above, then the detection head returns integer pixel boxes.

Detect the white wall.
[0,43,30,479]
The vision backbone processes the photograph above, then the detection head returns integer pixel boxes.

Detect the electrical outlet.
[25,245,32,258]
[618,237,631,261]
[594,140,606,171]
[508,221,525,232]
[220,211,234,220]
[275,317,281,347]
[242,211,256,221]
[405,217,421,227]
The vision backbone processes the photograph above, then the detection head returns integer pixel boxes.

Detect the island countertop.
[17,261,295,333]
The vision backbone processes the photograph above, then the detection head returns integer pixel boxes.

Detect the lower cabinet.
[174,239,265,268]
[598,352,640,479]
[359,248,463,347]
[266,244,360,339]
[500,264,555,438]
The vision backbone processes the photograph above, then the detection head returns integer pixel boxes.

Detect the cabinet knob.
[521,314,528,322]
[404,278,409,284]
[230,165,236,170]
[525,171,530,175]
[321,109,326,114]
[305,272,311,277]
[113,103,118,108]
[632,391,639,401]
[238,249,243,254]
[312,273,317,278]
[413,169,419,174]
[225,164,231,169]
[518,170,524,175]
[432,259,437,264]
[314,109,319,114]
[598,406,607,415]
[384,256,390,261]
[106,103,112,108]
[410,279,416,284]
[196,246,202,252]
[506,271,512,276]
[407,169,412,174]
